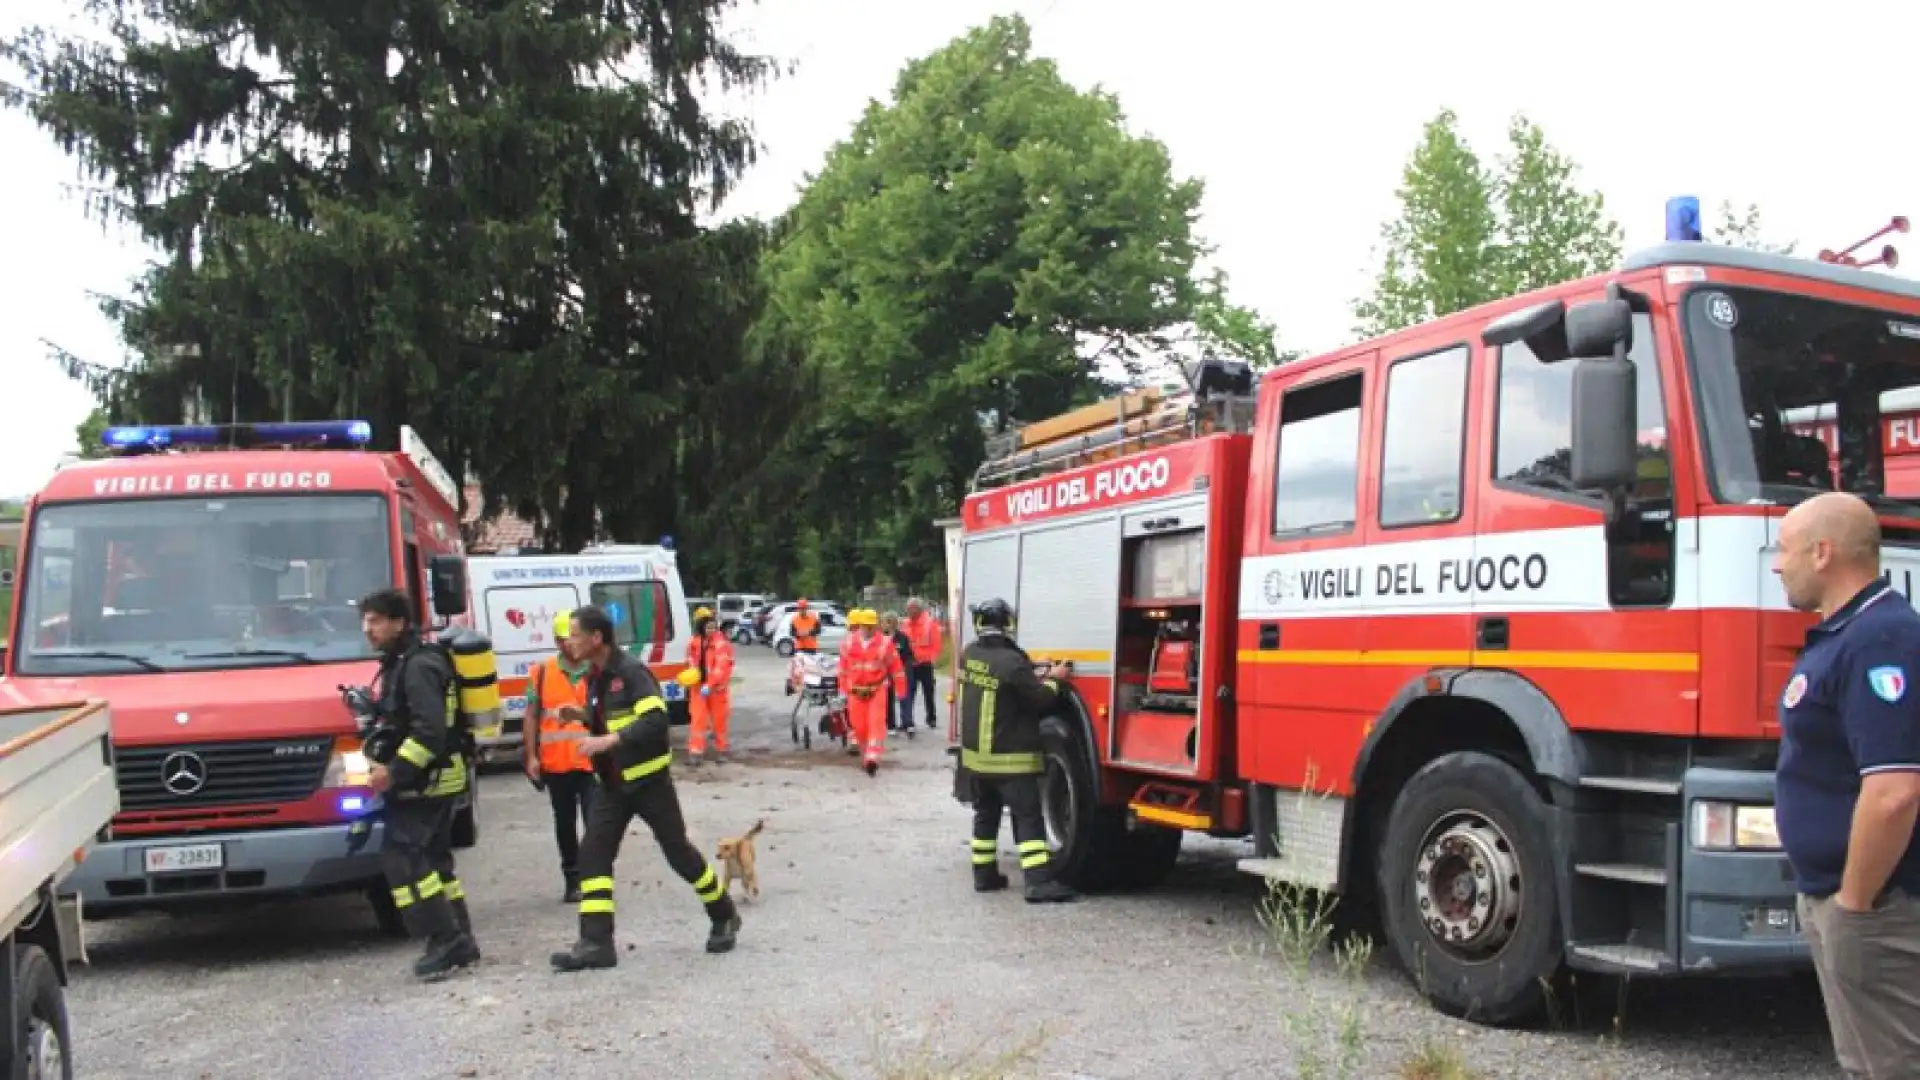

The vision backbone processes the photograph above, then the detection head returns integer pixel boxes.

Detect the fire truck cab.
[1,420,481,934]
[952,241,1920,1023]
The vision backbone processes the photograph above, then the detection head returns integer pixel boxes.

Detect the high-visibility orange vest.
[791,611,820,651]
[838,630,905,698]
[532,656,593,774]
[904,612,942,664]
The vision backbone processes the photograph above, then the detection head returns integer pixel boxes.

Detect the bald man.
[1773,492,1920,1078]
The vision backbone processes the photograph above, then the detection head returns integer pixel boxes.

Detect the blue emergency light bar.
[1666,196,1703,242]
[102,420,374,452]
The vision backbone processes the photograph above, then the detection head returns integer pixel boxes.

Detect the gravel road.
[66,649,1843,1079]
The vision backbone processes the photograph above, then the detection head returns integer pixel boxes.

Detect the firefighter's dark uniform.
[958,630,1077,902]
[374,632,480,979]
[551,647,742,971]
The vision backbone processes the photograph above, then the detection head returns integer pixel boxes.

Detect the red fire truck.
[0,420,486,934]
[949,241,1920,1023]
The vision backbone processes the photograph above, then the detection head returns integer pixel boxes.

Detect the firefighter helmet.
[971,598,1016,634]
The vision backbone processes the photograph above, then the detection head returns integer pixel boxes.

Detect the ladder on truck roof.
[971,357,1258,491]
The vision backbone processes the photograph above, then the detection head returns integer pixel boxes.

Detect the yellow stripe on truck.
[1235,648,1699,674]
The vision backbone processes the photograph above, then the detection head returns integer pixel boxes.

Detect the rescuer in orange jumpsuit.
[523,610,596,902]
[790,598,821,654]
[839,608,906,776]
[684,605,736,766]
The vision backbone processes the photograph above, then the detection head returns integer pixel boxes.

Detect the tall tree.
[73,407,109,460]
[1187,268,1290,368]
[1712,200,1798,255]
[4,0,773,553]
[761,14,1208,595]
[1355,110,1623,337]
[1352,109,1500,338]
[1493,115,1623,294]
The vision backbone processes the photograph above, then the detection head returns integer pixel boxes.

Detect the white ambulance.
[462,543,694,763]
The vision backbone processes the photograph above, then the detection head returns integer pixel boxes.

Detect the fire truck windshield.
[1684,285,1920,517]
[13,494,394,675]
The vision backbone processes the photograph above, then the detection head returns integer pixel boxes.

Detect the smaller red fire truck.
[950,240,1920,1023]
[1,420,486,935]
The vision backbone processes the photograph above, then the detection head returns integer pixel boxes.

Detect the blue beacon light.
[101,419,374,450]
[1666,196,1703,242]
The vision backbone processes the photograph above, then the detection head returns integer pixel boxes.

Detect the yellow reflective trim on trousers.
[1020,851,1049,869]
[580,898,615,915]
[580,876,616,894]
[1016,839,1046,852]
[426,754,468,797]
[397,738,434,768]
[445,878,465,902]
[971,850,997,866]
[962,748,1042,774]
[969,838,997,851]
[415,872,445,899]
[621,752,673,782]
[391,885,415,908]
[692,865,724,902]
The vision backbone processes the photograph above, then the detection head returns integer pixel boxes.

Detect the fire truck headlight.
[324,748,373,789]
[1690,800,1780,851]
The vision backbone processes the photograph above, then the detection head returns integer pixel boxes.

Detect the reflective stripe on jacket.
[904,612,942,665]
[958,634,1061,775]
[838,630,906,699]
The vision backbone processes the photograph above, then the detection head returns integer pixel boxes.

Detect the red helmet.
[796,598,809,609]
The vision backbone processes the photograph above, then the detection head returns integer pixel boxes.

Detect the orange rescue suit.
[790,610,821,651]
[839,629,906,770]
[687,629,736,756]
[531,655,594,775]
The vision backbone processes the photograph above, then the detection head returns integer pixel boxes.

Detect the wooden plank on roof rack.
[1014,388,1165,450]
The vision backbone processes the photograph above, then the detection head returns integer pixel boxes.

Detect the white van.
[463,543,693,763]
[714,592,765,629]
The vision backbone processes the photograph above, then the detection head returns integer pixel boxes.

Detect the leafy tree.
[761,14,1207,595]
[74,407,108,459]
[1188,268,1290,368]
[1712,200,1797,255]
[1353,109,1500,337]
[4,0,775,558]
[1355,110,1622,337]
[1493,115,1623,294]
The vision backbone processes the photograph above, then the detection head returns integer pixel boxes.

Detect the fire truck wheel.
[1039,726,1130,892]
[1376,750,1560,1026]
[10,943,72,1080]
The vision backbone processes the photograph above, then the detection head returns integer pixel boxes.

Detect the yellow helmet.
[855,608,878,627]
[675,668,702,688]
[552,611,572,639]
[693,606,714,622]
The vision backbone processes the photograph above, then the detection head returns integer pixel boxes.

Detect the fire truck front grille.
[115,738,333,811]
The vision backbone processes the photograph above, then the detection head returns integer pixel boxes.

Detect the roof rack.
[971,358,1258,491]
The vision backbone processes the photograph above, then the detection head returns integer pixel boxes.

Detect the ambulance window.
[1272,371,1363,537]
[589,580,674,647]
[1496,311,1668,503]
[1379,345,1469,528]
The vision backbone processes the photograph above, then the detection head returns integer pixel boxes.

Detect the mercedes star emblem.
[160,751,209,796]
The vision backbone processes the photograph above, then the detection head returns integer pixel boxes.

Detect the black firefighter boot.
[561,869,582,904]
[705,894,743,954]
[550,910,618,973]
[449,895,482,963]
[411,901,481,981]
[1022,865,1078,905]
[973,863,1010,893]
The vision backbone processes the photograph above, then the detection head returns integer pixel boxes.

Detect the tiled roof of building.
[461,483,540,553]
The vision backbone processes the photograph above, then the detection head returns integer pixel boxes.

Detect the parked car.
[771,607,849,656]
[755,600,843,647]
[686,595,716,622]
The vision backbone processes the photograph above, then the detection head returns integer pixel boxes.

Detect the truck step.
[1569,942,1676,974]
[1574,862,1668,887]
[1578,776,1682,796]
[1237,857,1336,893]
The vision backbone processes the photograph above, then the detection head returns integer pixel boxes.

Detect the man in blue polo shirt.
[1774,492,1920,1078]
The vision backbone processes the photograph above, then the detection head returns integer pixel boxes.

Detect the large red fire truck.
[949,241,1920,1024]
[0,420,486,934]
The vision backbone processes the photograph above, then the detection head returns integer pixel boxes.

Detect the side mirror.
[1565,296,1632,360]
[1570,355,1639,491]
[427,554,469,617]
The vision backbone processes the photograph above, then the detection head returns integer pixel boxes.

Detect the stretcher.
[787,652,850,751]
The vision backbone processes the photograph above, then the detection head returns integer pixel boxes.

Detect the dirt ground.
[65,649,1844,1079]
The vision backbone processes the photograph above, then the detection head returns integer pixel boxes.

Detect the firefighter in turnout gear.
[359,588,484,979]
[550,604,743,972]
[957,598,1078,903]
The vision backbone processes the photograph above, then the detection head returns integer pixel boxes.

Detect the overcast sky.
[2,0,1913,495]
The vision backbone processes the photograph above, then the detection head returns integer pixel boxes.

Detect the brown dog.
[715,818,765,902]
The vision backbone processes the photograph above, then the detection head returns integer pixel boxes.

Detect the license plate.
[663,683,684,701]
[144,844,223,874]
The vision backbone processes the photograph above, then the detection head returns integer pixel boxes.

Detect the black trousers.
[969,773,1053,882]
[575,775,735,941]
[545,770,596,872]
[904,663,938,728]
[382,796,462,938]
